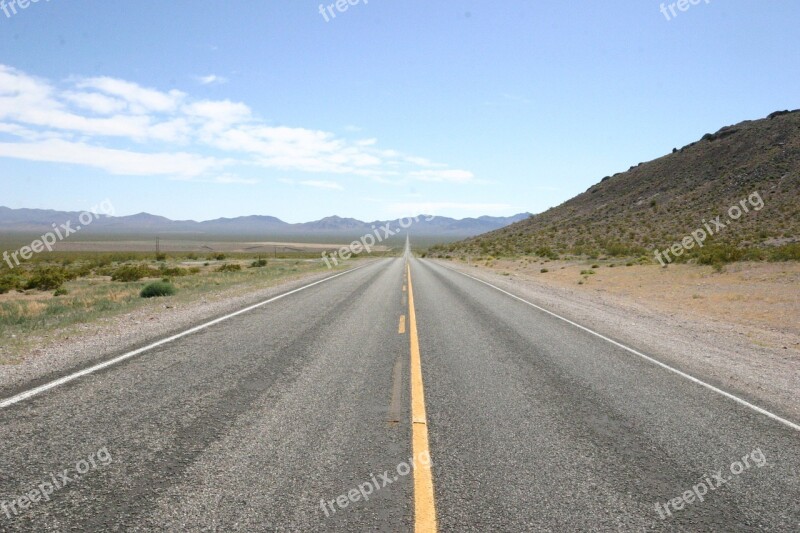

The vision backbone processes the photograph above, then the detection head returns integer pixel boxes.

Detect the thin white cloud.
[62,91,127,115]
[212,174,258,185]
[404,155,445,168]
[195,74,228,85]
[298,180,344,190]
[76,76,185,113]
[0,138,221,177]
[171,174,259,185]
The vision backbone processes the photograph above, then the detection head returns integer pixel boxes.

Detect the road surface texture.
[1,250,798,531]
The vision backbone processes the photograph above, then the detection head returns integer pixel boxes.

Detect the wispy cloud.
[212,174,258,185]
[0,138,221,177]
[0,64,474,184]
[299,180,344,190]
[195,74,228,85]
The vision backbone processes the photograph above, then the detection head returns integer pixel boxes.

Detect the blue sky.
[0,0,798,222]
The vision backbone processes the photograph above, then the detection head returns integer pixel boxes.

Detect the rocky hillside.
[430,110,800,263]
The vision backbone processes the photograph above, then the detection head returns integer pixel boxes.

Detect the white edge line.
[435,261,800,433]
[0,262,375,409]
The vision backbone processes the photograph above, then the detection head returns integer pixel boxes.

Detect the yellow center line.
[398,315,406,334]
[407,262,438,532]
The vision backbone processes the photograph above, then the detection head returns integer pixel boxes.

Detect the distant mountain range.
[0,208,530,242]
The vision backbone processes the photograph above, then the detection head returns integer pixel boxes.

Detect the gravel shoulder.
[436,259,800,426]
[0,262,372,399]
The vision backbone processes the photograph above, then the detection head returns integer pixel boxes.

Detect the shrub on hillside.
[695,245,748,265]
[768,243,800,261]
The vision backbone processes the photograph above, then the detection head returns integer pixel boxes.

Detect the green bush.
[0,273,23,294]
[216,263,242,273]
[694,245,747,265]
[111,264,157,282]
[140,281,176,298]
[159,266,190,277]
[53,287,69,296]
[768,243,800,261]
[250,259,268,268]
[25,267,69,291]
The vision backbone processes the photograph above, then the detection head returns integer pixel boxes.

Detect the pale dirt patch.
[487,259,800,348]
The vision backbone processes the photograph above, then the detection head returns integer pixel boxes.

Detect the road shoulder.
[0,262,372,399]
[435,259,799,425]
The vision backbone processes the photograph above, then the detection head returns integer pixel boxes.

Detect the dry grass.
[0,257,336,363]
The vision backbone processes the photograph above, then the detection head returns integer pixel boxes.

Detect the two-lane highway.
[0,251,798,531]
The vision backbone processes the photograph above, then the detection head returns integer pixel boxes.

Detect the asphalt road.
[0,251,798,531]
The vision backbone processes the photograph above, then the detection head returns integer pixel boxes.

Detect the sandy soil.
[480,258,800,350]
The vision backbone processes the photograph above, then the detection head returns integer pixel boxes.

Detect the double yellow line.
[406,262,438,532]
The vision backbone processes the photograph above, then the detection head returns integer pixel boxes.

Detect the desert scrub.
[25,266,73,291]
[0,273,24,294]
[216,263,242,273]
[0,288,139,334]
[111,264,159,282]
[140,281,176,298]
[768,243,800,261]
[159,266,192,277]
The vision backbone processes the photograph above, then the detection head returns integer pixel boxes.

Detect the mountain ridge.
[0,207,531,240]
